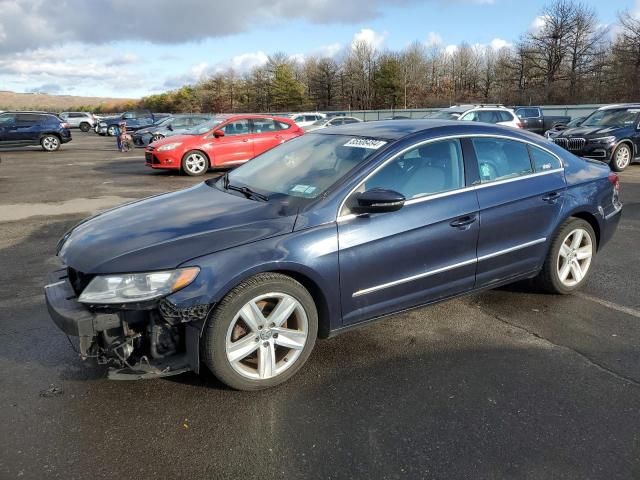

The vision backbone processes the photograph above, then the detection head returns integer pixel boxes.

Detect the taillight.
[516,120,524,128]
[608,172,620,192]
[60,122,70,129]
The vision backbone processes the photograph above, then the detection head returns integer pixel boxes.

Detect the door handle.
[242,138,249,142]
[450,215,477,229]
[542,192,561,203]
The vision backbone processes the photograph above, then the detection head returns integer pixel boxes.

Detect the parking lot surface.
[0,134,639,479]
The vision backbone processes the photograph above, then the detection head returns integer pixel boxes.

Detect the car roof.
[1,110,50,114]
[597,103,640,111]
[312,119,538,141]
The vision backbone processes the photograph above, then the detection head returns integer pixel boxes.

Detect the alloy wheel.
[556,228,593,287]
[225,293,309,380]
[42,136,59,151]
[614,145,631,170]
[184,153,207,175]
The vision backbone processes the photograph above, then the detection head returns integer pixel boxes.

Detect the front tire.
[536,218,596,294]
[181,150,209,176]
[203,273,318,391]
[107,126,117,136]
[40,135,60,152]
[611,143,632,172]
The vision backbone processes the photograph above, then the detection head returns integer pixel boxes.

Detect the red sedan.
[145,114,304,176]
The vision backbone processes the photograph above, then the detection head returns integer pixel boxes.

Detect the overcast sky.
[0,0,636,98]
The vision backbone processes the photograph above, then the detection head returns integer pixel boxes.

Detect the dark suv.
[552,104,640,171]
[0,112,72,151]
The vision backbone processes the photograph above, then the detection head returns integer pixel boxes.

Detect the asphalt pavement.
[0,133,638,479]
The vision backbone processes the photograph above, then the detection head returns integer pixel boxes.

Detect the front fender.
[167,222,342,333]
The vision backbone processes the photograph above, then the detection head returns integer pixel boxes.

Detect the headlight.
[157,142,182,151]
[590,136,616,144]
[78,267,200,304]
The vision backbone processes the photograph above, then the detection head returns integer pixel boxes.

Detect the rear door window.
[16,114,40,126]
[0,114,16,126]
[251,118,278,133]
[472,138,533,183]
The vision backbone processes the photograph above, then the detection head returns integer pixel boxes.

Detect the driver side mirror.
[214,129,225,138]
[352,188,405,214]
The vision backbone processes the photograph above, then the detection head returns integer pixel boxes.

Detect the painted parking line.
[575,292,640,319]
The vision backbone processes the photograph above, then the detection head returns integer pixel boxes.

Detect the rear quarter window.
[528,145,562,172]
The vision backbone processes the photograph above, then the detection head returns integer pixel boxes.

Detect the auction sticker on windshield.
[343,138,387,149]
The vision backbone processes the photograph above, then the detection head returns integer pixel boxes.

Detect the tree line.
[139,0,640,114]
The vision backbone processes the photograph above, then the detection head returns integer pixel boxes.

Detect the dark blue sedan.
[45,120,622,390]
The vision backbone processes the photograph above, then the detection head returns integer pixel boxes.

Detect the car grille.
[67,267,94,296]
[553,137,586,151]
[145,152,160,164]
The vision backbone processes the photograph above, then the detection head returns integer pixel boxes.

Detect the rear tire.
[203,273,318,391]
[181,150,209,176]
[40,135,60,152]
[535,218,596,294]
[79,122,91,132]
[610,143,632,172]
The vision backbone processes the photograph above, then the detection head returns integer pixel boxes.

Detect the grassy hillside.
[0,90,138,112]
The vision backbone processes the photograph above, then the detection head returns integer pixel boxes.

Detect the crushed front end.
[44,266,210,380]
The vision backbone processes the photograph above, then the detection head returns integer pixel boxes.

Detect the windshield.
[184,117,224,134]
[154,116,174,127]
[582,109,639,127]
[222,134,387,200]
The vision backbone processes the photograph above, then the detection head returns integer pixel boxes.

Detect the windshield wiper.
[221,173,268,202]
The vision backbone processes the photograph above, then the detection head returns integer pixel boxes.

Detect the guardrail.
[316,104,607,121]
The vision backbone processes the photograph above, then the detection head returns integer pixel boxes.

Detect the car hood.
[58,182,297,274]
[557,125,630,138]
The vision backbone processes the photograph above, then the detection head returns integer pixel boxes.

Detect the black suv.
[0,112,72,151]
[551,104,640,171]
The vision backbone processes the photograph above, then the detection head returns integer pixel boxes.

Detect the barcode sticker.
[343,138,387,149]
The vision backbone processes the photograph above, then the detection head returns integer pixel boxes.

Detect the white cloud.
[425,32,443,47]
[489,38,512,50]
[529,15,549,33]
[316,43,343,58]
[229,51,269,72]
[444,44,459,55]
[288,53,306,64]
[352,28,387,50]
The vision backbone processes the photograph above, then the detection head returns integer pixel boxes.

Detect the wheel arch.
[204,263,334,339]
[566,211,601,250]
[612,139,634,159]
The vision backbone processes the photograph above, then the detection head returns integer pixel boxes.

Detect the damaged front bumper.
[44,268,210,380]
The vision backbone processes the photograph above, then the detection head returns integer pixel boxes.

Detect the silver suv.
[59,112,96,132]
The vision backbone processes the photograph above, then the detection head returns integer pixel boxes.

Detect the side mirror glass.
[214,129,225,138]
[353,188,405,214]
